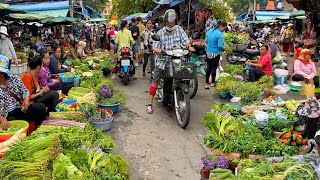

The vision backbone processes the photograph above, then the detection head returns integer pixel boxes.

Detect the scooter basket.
[164,61,197,80]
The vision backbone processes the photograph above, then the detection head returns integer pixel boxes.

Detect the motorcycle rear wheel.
[175,89,191,128]
[123,72,129,85]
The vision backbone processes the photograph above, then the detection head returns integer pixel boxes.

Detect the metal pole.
[253,0,256,22]
[69,0,73,17]
[187,0,191,30]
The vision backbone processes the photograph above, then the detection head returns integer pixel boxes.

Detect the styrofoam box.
[11,63,28,77]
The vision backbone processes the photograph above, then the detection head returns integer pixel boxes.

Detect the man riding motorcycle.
[113,20,137,79]
[146,9,195,114]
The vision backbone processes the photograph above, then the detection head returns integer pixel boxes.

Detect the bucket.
[274,69,288,85]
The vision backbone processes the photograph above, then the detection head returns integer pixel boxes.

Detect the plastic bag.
[272,52,283,64]
[254,110,268,127]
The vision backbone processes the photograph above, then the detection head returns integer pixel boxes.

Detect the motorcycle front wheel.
[174,89,191,128]
[189,77,198,99]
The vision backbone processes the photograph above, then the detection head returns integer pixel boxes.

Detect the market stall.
[0,51,130,179]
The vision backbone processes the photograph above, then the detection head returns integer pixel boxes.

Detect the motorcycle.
[117,47,135,85]
[227,48,260,64]
[152,34,196,128]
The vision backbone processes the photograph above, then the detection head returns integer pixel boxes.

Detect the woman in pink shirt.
[246,45,272,82]
[292,49,318,87]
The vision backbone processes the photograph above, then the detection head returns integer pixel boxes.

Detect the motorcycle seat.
[245,49,260,56]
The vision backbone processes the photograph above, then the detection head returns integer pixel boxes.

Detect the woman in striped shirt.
[0,55,46,130]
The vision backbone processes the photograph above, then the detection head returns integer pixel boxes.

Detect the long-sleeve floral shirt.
[0,75,29,118]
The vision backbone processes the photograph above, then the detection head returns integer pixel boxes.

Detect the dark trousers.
[7,103,47,128]
[248,67,265,82]
[34,90,59,115]
[292,74,319,87]
[143,53,155,73]
[206,55,220,84]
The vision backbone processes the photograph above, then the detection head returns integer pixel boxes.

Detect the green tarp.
[30,9,69,18]
[40,16,80,25]
[8,13,49,21]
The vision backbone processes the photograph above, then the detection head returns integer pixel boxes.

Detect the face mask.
[0,34,6,39]
[165,26,174,32]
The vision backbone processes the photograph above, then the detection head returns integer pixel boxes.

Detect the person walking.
[205,21,227,89]
[137,17,146,64]
[0,26,17,70]
[141,20,154,78]
[129,18,140,67]
[281,23,295,56]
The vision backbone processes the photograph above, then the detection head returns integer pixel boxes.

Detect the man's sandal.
[146,104,153,114]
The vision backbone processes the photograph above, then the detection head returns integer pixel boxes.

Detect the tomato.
[301,140,307,145]
[282,133,291,139]
[283,139,289,144]
[292,142,297,146]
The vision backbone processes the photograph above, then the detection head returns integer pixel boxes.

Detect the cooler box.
[11,63,28,77]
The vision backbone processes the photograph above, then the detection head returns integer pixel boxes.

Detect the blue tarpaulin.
[84,6,102,19]
[10,1,69,11]
[146,0,184,20]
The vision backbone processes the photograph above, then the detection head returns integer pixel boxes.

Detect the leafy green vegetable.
[53,153,83,180]
[256,76,274,89]
[78,103,98,117]
[223,64,244,76]
[230,82,261,104]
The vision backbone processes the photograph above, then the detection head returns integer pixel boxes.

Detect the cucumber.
[211,168,231,173]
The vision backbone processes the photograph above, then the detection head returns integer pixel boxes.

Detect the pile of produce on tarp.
[0,124,129,180]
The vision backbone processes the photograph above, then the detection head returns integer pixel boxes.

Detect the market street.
[107,67,214,180]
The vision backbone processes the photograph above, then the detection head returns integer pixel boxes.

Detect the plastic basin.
[59,72,75,83]
[55,100,77,112]
[98,103,120,113]
[0,120,29,142]
[88,109,114,131]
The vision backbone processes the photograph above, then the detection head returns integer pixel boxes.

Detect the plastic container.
[55,99,77,112]
[0,120,29,142]
[218,92,234,99]
[88,109,114,131]
[98,103,120,113]
[274,69,289,85]
[11,63,28,77]
[59,72,75,83]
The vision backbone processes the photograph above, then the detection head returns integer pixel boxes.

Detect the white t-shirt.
[263,27,271,35]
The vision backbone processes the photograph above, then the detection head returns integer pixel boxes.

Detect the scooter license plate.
[121,60,130,66]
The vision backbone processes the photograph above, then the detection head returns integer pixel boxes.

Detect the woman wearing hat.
[281,23,295,55]
[292,49,318,87]
[0,26,17,70]
[0,55,46,130]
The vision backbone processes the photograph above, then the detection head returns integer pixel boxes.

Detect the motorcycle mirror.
[152,34,160,41]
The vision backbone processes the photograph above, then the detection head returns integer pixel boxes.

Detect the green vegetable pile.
[0,124,129,180]
[223,64,244,76]
[235,158,318,180]
[0,124,25,134]
[224,32,249,54]
[256,76,274,89]
[204,103,302,157]
[230,81,261,104]
[215,75,240,94]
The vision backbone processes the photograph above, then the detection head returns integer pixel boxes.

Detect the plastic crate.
[11,63,27,77]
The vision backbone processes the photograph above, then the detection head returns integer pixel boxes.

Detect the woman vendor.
[21,56,59,118]
[246,45,272,82]
[0,55,46,129]
[292,49,319,87]
[38,52,66,94]
[49,46,71,74]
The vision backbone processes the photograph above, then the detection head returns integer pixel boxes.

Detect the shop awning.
[40,16,80,25]
[10,1,69,12]
[29,9,69,17]
[8,13,49,21]
[289,10,305,18]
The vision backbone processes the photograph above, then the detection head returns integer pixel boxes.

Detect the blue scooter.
[117,47,135,85]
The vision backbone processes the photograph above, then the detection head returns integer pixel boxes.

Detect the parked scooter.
[227,48,260,64]
[152,34,196,128]
[117,47,135,85]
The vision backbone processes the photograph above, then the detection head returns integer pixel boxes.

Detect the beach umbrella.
[109,20,118,25]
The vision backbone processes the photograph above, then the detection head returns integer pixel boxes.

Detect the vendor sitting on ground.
[21,56,59,118]
[76,41,87,59]
[292,49,319,87]
[38,51,66,94]
[84,40,94,56]
[0,55,46,129]
[246,45,272,82]
[49,46,71,74]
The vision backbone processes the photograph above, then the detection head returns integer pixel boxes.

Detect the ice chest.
[11,63,28,77]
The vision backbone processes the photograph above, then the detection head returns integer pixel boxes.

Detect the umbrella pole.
[187,0,191,30]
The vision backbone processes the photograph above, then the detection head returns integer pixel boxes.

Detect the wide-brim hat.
[288,23,294,27]
[0,26,8,36]
[0,55,12,77]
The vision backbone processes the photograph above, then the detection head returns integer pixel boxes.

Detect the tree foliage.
[83,0,110,13]
[199,0,233,20]
[111,0,156,17]
[229,0,252,17]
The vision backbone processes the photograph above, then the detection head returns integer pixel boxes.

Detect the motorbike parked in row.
[152,34,197,128]
[226,38,262,64]
[117,47,135,85]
